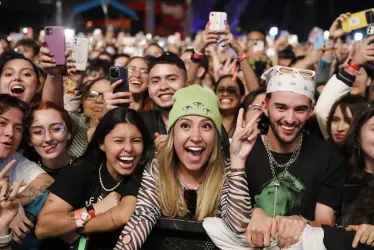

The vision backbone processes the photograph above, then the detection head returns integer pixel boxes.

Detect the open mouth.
[118,156,135,169]
[11,85,25,95]
[220,98,233,104]
[130,80,142,86]
[185,146,204,159]
[280,124,299,134]
[159,94,173,101]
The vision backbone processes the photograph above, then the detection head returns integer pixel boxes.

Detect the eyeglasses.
[30,123,66,144]
[86,90,105,101]
[275,66,315,78]
[128,67,148,76]
[184,189,197,216]
[247,104,262,112]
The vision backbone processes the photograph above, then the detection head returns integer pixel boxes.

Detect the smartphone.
[252,40,265,53]
[313,33,324,49]
[288,35,299,46]
[72,37,89,71]
[110,67,128,92]
[110,67,129,108]
[44,26,66,66]
[209,12,227,33]
[342,9,374,32]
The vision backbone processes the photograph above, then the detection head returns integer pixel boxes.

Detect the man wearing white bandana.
[203,66,347,250]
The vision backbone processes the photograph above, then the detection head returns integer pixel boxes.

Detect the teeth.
[187,147,203,151]
[119,156,134,161]
[281,125,295,131]
[130,81,142,85]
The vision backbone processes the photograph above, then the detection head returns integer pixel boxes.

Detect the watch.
[86,203,96,219]
[0,231,13,245]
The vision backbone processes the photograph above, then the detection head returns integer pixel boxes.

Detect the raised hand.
[39,45,68,76]
[0,180,24,227]
[230,108,261,165]
[196,22,219,53]
[103,80,133,111]
[217,21,244,54]
[328,13,351,41]
[350,36,374,66]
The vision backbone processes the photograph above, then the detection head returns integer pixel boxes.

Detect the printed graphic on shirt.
[254,171,305,216]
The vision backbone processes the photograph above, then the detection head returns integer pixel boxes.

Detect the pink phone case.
[44,26,66,66]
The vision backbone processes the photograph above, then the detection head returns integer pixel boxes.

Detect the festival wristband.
[0,231,13,245]
[85,204,96,219]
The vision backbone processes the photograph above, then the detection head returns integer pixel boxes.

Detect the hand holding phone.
[109,67,130,109]
[72,37,89,71]
[342,9,374,32]
[44,26,66,66]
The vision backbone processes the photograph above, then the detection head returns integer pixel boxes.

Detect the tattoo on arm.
[28,184,51,201]
[46,199,54,204]
[68,212,75,221]
[110,209,118,228]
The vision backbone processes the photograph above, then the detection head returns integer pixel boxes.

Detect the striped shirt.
[114,159,252,249]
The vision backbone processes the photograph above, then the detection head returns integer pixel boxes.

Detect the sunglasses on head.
[275,66,315,79]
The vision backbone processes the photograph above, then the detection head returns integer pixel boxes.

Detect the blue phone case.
[314,33,324,49]
[110,67,129,93]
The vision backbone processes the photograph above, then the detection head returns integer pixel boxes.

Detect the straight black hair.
[81,108,153,175]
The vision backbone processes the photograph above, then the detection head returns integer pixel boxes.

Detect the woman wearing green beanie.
[115,84,261,249]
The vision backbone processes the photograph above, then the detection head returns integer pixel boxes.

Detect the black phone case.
[110,67,129,93]
[109,67,129,108]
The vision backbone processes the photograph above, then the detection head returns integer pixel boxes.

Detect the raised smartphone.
[342,9,374,32]
[110,67,129,108]
[313,33,324,49]
[72,37,89,71]
[209,12,227,33]
[44,26,66,66]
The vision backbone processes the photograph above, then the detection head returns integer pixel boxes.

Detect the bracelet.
[348,61,360,71]
[345,65,359,75]
[0,231,13,245]
[0,242,11,249]
[86,204,96,219]
[298,215,311,225]
[237,51,247,62]
[230,168,246,172]
[194,47,204,56]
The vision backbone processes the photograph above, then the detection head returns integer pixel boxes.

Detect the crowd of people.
[0,10,373,250]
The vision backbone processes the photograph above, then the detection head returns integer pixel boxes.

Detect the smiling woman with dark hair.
[35,108,153,250]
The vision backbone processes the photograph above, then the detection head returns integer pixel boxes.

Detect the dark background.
[0,0,372,40]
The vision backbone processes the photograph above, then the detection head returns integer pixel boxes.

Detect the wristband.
[0,231,13,245]
[348,61,360,71]
[0,242,11,249]
[75,212,89,228]
[237,51,247,63]
[230,168,246,172]
[86,204,96,219]
[194,47,204,56]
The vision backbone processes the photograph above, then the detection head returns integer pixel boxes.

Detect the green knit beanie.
[168,85,222,135]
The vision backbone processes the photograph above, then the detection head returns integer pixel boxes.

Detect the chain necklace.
[99,162,123,192]
[262,134,303,217]
[263,135,303,169]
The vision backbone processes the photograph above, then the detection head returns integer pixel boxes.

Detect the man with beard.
[244,66,346,249]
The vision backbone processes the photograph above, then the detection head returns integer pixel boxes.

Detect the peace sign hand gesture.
[230,108,261,166]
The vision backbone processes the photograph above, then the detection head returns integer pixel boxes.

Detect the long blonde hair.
[157,129,226,222]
